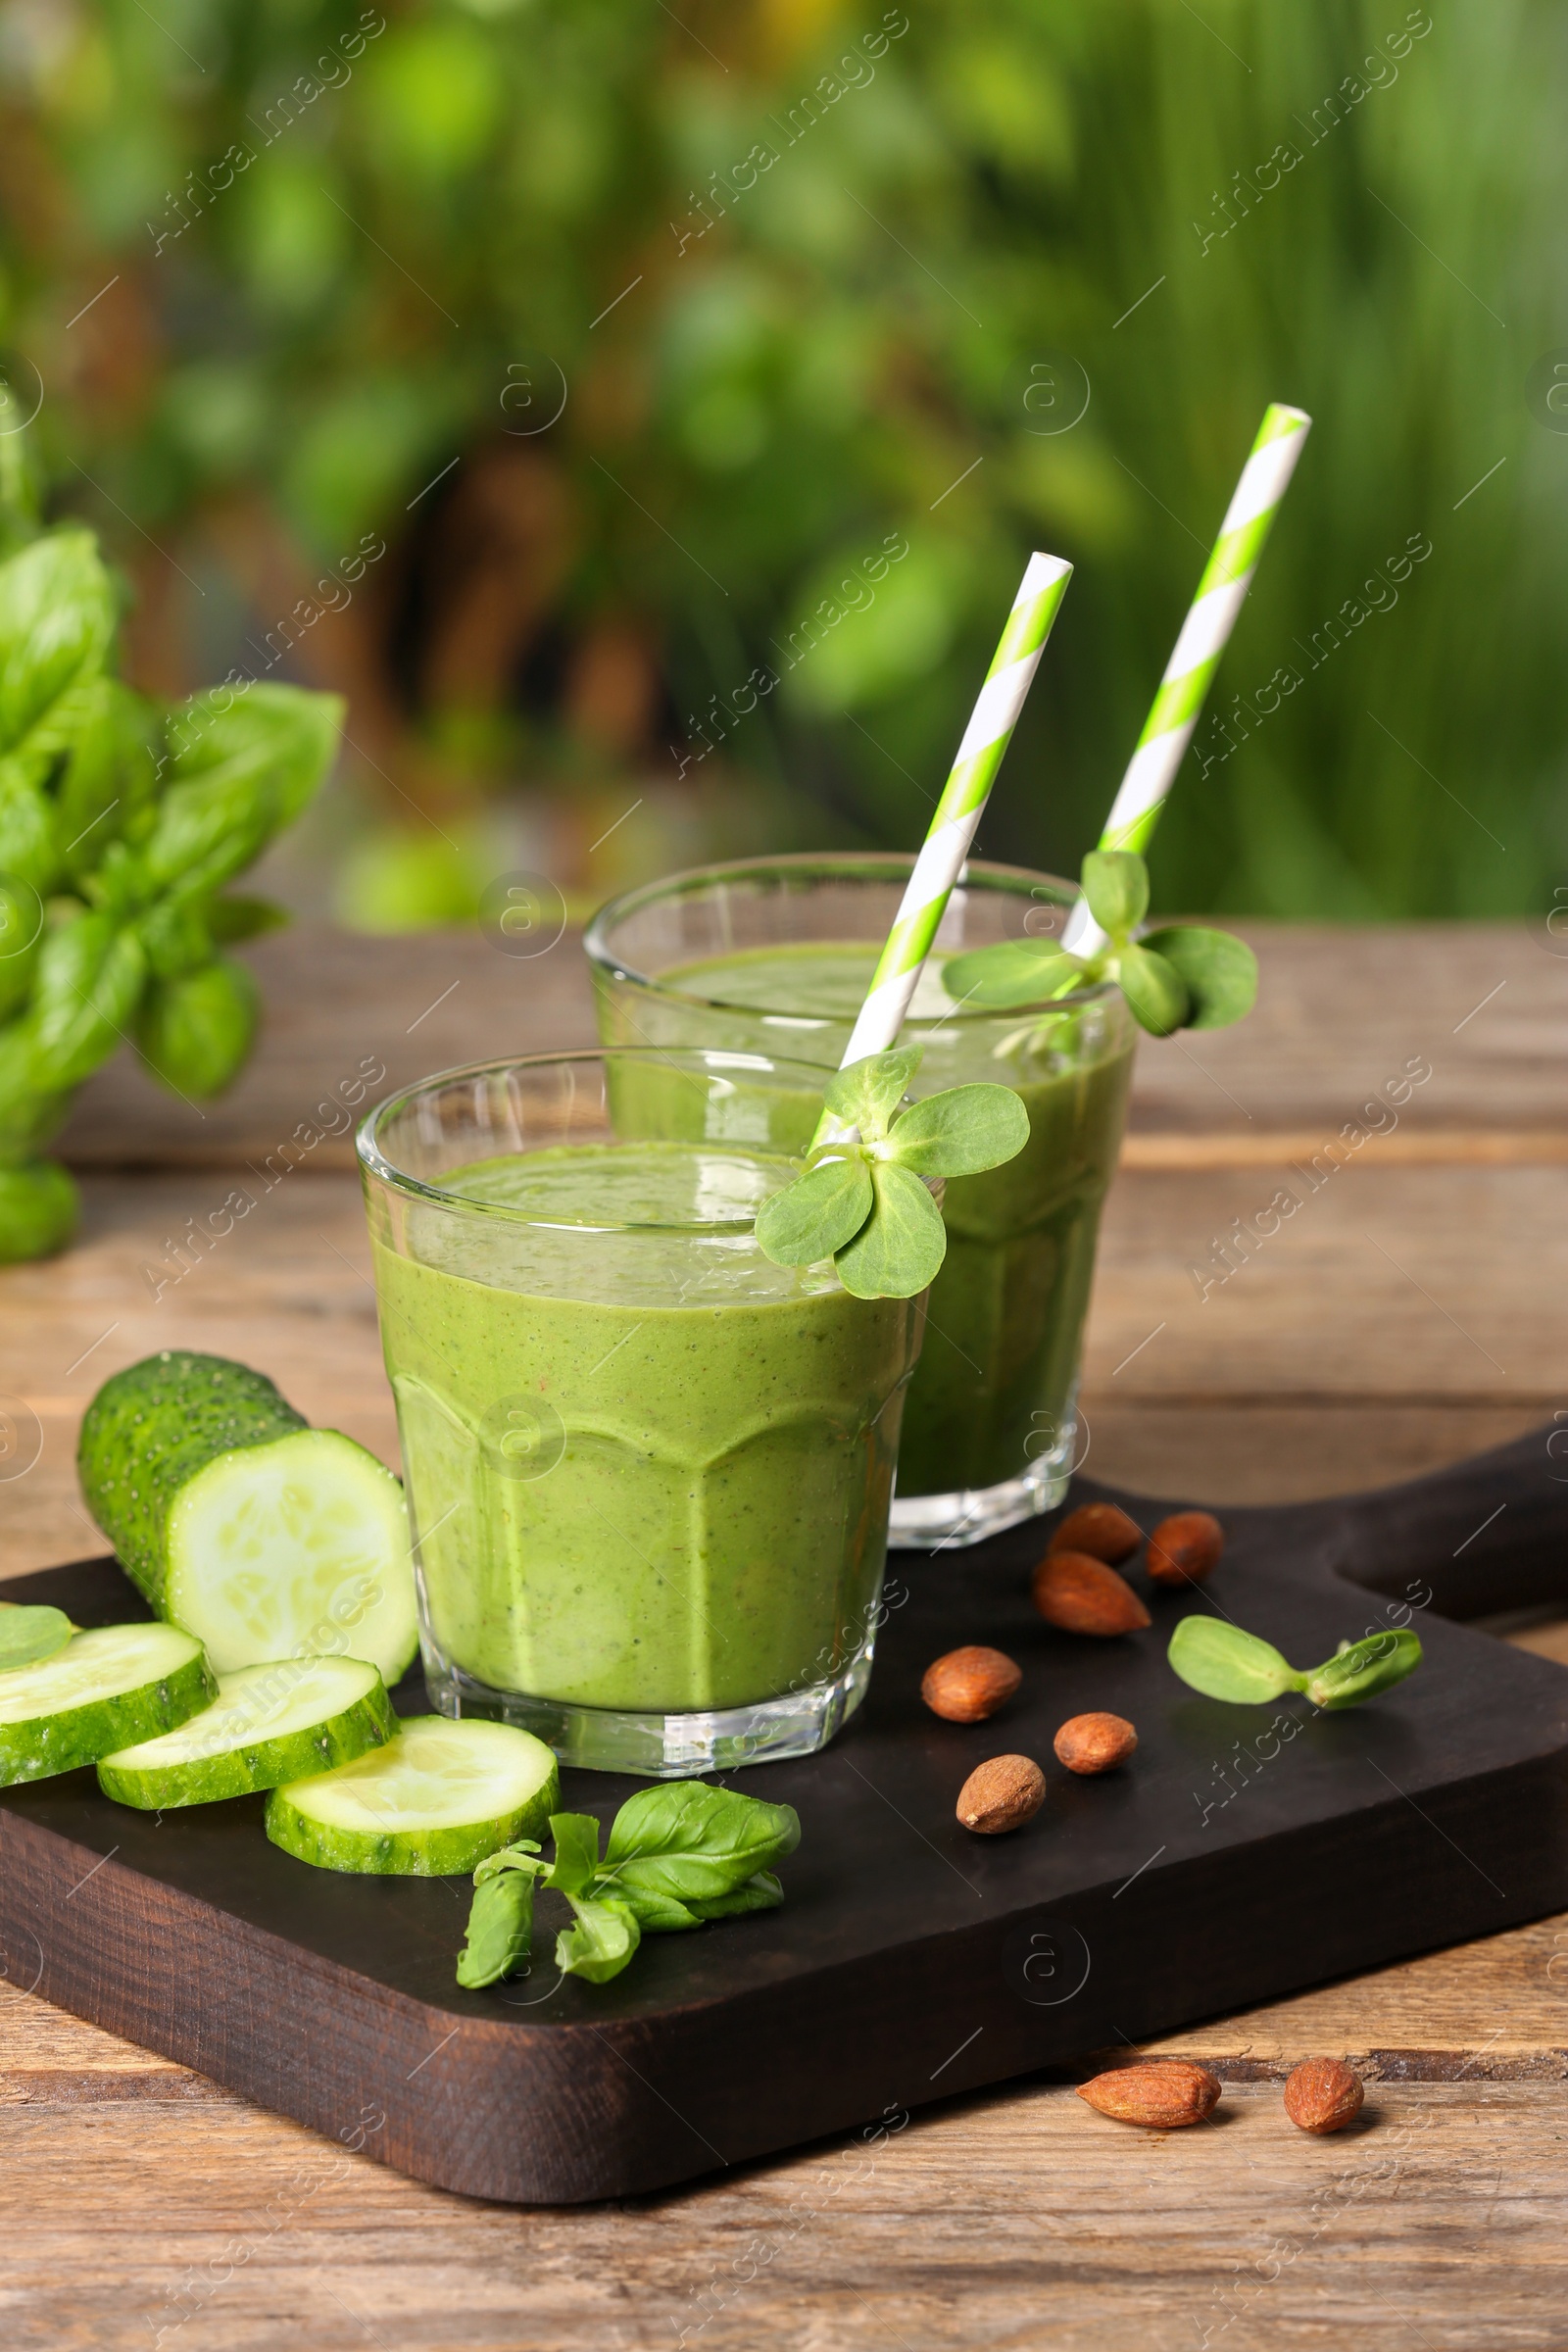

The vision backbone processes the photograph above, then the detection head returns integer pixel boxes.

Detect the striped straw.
[813,549,1072,1143]
[1063,403,1311,957]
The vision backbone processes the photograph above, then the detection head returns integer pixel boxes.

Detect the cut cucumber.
[78,1351,418,1684]
[163,1429,416,1682]
[78,1350,307,1594]
[266,1717,561,1876]
[0,1622,216,1787]
[97,1655,396,1810]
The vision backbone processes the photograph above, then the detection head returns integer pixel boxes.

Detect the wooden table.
[4,921,1566,2348]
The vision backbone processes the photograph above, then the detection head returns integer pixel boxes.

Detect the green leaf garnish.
[602,1780,800,1903]
[543,1810,601,1896]
[1142,926,1258,1031]
[455,1840,544,1989]
[822,1043,923,1139]
[754,1043,1031,1299]
[882,1084,1030,1178]
[940,850,1259,1043]
[457,1781,801,1989]
[832,1160,947,1298]
[940,938,1081,1010]
[1169,1616,1423,1710]
[0,1602,73,1672]
[754,1152,872,1267]
[1304,1629,1422,1709]
[556,1893,642,1984]
[1167,1616,1302,1704]
[1082,849,1150,937]
[1115,942,1190,1037]
[684,1871,785,1920]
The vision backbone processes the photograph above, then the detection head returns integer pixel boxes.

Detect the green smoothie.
[368,1140,920,1714]
[595,945,1135,1498]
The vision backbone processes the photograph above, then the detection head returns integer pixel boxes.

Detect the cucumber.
[97,1655,396,1810]
[0,1622,216,1787]
[78,1351,417,1684]
[266,1717,561,1876]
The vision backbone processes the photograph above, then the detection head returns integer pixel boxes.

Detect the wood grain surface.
[3,922,1567,2346]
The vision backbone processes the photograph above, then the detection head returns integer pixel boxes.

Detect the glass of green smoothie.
[585,858,1137,1547]
[358,1048,925,1773]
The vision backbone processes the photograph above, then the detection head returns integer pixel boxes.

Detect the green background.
[2,0,1559,926]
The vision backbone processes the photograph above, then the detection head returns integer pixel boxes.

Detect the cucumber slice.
[266,1717,561,1876]
[0,1623,216,1787]
[78,1350,417,1684]
[163,1429,417,1684]
[97,1655,396,1810]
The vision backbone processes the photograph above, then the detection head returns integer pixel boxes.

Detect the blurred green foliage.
[0,0,1561,920]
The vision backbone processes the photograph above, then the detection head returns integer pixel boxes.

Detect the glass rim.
[356,1044,836,1236]
[582,851,1118,1019]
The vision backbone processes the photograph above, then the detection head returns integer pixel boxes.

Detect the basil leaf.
[685,1870,784,1921]
[135,957,259,1100]
[148,685,342,898]
[1115,942,1191,1037]
[605,1884,706,1934]
[0,878,41,1023]
[1168,1616,1303,1704]
[1143,926,1258,1030]
[28,912,149,1090]
[544,1811,602,1896]
[755,1152,872,1268]
[556,1893,641,1984]
[822,1044,923,1141]
[0,769,61,900]
[604,1780,801,1904]
[55,679,160,886]
[1305,1629,1422,1710]
[474,1838,546,1884]
[1081,850,1150,938]
[885,1083,1029,1178]
[0,1019,70,1156]
[0,1160,77,1260]
[0,530,116,773]
[940,939,1078,1009]
[833,1160,947,1299]
[138,895,216,984]
[209,894,290,944]
[456,1866,537,1988]
[0,1602,73,1672]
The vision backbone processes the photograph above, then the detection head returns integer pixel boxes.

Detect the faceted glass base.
[421,1641,876,1776]
[888,1402,1082,1549]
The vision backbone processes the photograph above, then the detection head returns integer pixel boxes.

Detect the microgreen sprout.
[754,1043,1029,1299]
[942,849,1258,1044]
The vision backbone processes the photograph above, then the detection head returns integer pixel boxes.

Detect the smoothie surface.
[405,1141,834,1307]
[664,942,963,1023]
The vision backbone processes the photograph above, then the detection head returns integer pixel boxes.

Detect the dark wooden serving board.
[2,1429,1567,2207]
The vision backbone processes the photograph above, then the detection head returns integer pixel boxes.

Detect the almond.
[1147,1509,1225,1587]
[1032,1550,1151,1637]
[1054,1711,1138,1775]
[921,1645,1022,1724]
[1283,2058,1364,2134]
[1077,2061,1221,2130]
[1049,1501,1143,1564]
[956,1753,1046,1835]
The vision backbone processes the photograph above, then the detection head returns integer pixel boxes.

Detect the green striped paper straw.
[814,550,1072,1142]
[1063,403,1310,956]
